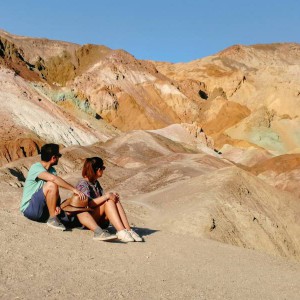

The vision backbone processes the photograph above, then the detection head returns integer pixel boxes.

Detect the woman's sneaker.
[128,229,143,242]
[93,230,117,241]
[116,229,134,242]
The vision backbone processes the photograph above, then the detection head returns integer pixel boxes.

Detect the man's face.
[51,154,61,166]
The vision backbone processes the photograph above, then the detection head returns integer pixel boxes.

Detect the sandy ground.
[1,207,300,300]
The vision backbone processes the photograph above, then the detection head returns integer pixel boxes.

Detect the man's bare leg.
[43,181,59,217]
[43,181,66,230]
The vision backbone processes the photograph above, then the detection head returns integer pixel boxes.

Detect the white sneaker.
[116,229,134,242]
[128,229,143,242]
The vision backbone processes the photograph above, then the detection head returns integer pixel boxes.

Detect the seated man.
[20,143,86,231]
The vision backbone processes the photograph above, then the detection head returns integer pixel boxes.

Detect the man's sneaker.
[116,229,134,242]
[93,230,117,241]
[47,217,66,231]
[128,229,143,242]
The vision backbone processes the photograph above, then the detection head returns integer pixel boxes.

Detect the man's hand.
[55,206,61,215]
[73,189,87,201]
[38,172,88,201]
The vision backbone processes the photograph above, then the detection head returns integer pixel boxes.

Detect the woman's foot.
[128,229,143,242]
[116,229,134,242]
[93,227,117,241]
[93,230,117,241]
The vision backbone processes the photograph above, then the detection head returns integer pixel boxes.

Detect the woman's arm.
[89,192,118,208]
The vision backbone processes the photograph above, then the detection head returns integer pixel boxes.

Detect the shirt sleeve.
[76,180,91,199]
[29,163,48,181]
[49,166,57,176]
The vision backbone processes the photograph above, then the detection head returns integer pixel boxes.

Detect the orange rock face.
[0,138,43,165]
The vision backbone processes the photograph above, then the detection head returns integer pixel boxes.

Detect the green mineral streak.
[31,84,97,117]
[249,128,285,154]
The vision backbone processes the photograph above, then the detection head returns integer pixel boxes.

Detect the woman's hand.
[106,192,119,203]
[114,192,120,202]
[105,192,112,201]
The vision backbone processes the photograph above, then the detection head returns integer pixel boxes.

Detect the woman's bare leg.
[105,200,127,231]
[91,200,127,231]
[77,211,118,241]
[76,212,99,231]
[115,201,131,230]
[89,199,131,231]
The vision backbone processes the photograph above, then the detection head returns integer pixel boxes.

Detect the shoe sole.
[118,238,135,242]
[127,230,143,242]
[130,234,143,242]
[47,222,66,231]
[93,236,118,241]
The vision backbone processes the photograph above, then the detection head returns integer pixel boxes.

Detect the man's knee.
[43,181,59,194]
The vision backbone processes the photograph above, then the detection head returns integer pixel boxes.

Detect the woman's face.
[96,165,106,178]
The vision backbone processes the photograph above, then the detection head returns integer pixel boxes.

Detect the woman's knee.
[105,199,117,209]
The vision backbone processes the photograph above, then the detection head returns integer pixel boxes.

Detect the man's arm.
[38,172,86,200]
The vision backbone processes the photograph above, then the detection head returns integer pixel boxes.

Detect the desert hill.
[247,153,300,198]
[3,30,300,158]
[154,43,300,154]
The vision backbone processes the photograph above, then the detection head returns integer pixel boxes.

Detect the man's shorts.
[23,188,82,227]
[23,188,49,222]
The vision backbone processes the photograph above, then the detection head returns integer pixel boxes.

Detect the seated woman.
[75,157,143,242]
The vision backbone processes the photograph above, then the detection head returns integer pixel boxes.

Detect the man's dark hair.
[41,144,61,162]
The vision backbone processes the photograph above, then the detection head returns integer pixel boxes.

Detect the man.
[20,143,86,231]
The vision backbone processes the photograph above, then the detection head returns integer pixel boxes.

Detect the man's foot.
[116,229,135,242]
[47,217,66,231]
[128,229,143,242]
[93,230,117,241]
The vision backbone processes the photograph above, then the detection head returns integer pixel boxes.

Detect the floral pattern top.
[76,178,104,200]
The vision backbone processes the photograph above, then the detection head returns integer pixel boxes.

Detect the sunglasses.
[98,166,106,171]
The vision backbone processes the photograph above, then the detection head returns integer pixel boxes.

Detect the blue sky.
[0,0,299,62]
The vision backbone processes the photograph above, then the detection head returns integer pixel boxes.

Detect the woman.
[75,157,143,242]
